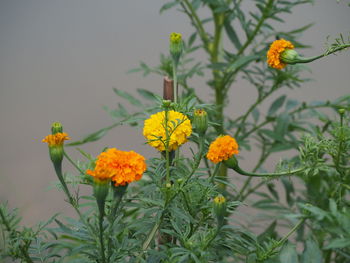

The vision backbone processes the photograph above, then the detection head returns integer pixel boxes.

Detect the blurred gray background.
[0,1,349,226]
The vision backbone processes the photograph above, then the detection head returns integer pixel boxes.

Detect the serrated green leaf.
[268,95,286,116]
[301,239,322,263]
[113,88,142,107]
[325,238,350,249]
[160,1,179,14]
[279,243,299,263]
[137,88,157,102]
[224,20,242,50]
[227,54,260,73]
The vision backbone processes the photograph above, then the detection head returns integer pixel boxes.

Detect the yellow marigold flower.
[87,148,146,186]
[170,32,182,44]
[42,132,70,147]
[207,135,239,164]
[143,110,192,151]
[267,39,295,69]
[214,195,226,204]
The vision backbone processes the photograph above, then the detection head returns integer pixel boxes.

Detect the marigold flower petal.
[207,135,239,164]
[143,110,192,151]
[87,148,146,186]
[42,132,70,147]
[267,39,294,69]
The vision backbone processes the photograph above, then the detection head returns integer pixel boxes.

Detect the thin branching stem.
[141,137,205,252]
[181,0,210,52]
[63,151,85,175]
[98,213,106,263]
[237,0,274,56]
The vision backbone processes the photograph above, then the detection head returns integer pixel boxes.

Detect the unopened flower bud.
[162,100,172,109]
[51,122,63,134]
[213,195,227,226]
[93,178,110,217]
[193,109,208,136]
[338,108,345,115]
[280,49,300,65]
[169,32,183,65]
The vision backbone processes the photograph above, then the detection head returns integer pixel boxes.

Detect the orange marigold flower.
[42,132,70,147]
[86,148,146,186]
[267,39,294,69]
[207,135,239,164]
[143,110,192,152]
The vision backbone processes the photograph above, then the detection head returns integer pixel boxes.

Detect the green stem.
[98,214,106,263]
[233,163,304,178]
[234,83,278,138]
[211,12,225,134]
[237,0,274,56]
[210,163,221,183]
[63,151,85,175]
[237,144,270,200]
[142,214,163,251]
[165,109,171,185]
[291,44,350,64]
[277,218,305,246]
[203,226,221,250]
[53,163,75,206]
[335,112,344,171]
[141,137,205,252]
[324,250,332,263]
[181,0,210,52]
[173,61,178,103]
[20,245,34,263]
[53,162,93,233]
[109,194,123,223]
[238,103,340,141]
[260,218,305,261]
[240,180,266,202]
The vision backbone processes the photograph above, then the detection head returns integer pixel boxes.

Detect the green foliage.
[1,0,350,262]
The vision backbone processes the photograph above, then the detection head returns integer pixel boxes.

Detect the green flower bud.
[177,178,184,184]
[280,49,300,65]
[162,100,172,109]
[51,122,63,134]
[213,195,227,227]
[338,108,345,115]
[93,178,110,217]
[193,109,208,136]
[169,32,183,65]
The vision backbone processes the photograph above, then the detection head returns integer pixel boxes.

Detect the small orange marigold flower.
[87,148,146,186]
[267,39,294,70]
[42,132,70,147]
[207,135,239,164]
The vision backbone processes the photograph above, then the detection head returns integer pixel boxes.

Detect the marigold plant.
[2,2,350,263]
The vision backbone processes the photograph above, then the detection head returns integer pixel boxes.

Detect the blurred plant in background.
[1,0,350,262]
